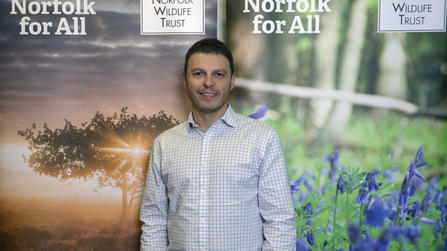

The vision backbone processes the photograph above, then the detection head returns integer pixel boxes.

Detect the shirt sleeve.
[258,129,297,251]
[140,139,169,251]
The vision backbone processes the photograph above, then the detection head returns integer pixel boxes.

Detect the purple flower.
[303,179,318,193]
[414,146,426,164]
[356,230,391,251]
[355,188,370,205]
[387,196,397,221]
[409,182,420,197]
[306,231,314,246]
[337,172,351,194]
[323,151,343,181]
[372,167,381,175]
[387,225,421,243]
[366,172,382,193]
[321,168,329,176]
[299,193,305,204]
[296,237,311,251]
[301,202,314,246]
[420,217,437,225]
[383,167,399,183]
[290,178,302,198]
[434,189,443,207]
[408,200,421,218]
[366,197,389,228]
[348,224,361,244]
[302,203,312,220]
[248,105,267,119]
[327,221,333,232]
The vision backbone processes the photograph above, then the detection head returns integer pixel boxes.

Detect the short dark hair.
[184,38,234,76]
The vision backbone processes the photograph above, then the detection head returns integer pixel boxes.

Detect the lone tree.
[18,108,179,223]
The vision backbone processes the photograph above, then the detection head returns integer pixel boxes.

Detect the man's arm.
[258,129,297,251]
[140,141,169,251]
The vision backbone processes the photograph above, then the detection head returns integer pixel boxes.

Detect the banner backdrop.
[227,0,446,249]
[0,0,217,249]
[1,0,447,250]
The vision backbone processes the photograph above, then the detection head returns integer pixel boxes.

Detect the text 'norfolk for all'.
[10,0,96,35]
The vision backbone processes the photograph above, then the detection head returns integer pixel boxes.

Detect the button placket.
[198,131,211,250]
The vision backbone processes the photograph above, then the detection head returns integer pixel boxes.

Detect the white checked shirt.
[140,104,296,251]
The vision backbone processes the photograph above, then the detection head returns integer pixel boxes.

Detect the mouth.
[199,92,218,98]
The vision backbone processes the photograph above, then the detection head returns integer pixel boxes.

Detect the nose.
[203,75,214,87]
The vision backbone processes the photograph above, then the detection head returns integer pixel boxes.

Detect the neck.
[192,103,228,132]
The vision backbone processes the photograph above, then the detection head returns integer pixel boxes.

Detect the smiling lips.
[199,92,218,98]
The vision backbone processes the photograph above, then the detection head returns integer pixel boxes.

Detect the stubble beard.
[187,85,231,114]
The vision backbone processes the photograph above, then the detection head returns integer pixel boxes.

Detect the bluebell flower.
[303,179,318,193]
[306,231,314,246]
[248,105,267,119]
[408,160,426,181]
[301,202,314,246]
[387,196,397,221]
[414,146,427,165]
[302,202,312,223]
[357,230,391,251]
[366,197,389,228]
[296,237,311,251]
[299,193,305,204]
[366,172,382,193]
[356,230,377,250]
[290,177,302,198]
[323,151,343,181]
[387,225,421,243]
[372,167,381,175]
[434,189,443,208]
[321,168,329,176]
[355,188,370,205]
[337,172,351,194]
[398,186,410,219]
[383,167,399,183]
[420,217,437,225]
[408,200,421,218]
[409,182,420,197]
[303,170,316,180]
[320,186,327,195]
[348,224,361,244]
[422,192,434,213]
[327,221,333,232]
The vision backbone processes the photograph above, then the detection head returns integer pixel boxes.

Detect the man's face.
[183,53,235,115]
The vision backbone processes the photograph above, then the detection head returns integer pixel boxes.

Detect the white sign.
[378,0,447,32]
[141,0,205,35]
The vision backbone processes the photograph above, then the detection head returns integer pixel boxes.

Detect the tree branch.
[235,78,447,119]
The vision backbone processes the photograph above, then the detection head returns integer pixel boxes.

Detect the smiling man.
[140,38,296,251]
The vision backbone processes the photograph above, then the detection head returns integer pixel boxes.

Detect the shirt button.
[200,219,205,223]
[201,189,206,194]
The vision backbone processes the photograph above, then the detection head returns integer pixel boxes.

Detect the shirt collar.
[187,103,237,131]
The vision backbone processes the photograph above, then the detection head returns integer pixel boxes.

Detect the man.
[140,38,296,251]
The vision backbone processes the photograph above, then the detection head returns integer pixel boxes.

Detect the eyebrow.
[191,67,228,74]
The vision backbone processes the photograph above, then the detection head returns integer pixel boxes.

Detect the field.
[0,196,142,251]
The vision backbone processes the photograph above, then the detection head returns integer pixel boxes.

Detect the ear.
[183,71,187,89]
[230,72,236,90]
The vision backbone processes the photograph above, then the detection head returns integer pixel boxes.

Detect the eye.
[193,72,204,77]
[215,72,225,77]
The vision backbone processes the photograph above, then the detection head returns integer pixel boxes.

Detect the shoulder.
[233,113,280,140]
[153,121,188,146]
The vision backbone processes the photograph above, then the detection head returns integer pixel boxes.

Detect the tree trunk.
[120,172,129,225]
[376,33,407,100]
[324,0,369,140]
[310,0,343,128]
